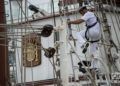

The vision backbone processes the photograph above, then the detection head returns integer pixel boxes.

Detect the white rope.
[104,0,120,46]
[69,50,78,86]
[67,37,97,86]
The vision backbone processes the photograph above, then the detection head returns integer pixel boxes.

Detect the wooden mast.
[0,0,9,86]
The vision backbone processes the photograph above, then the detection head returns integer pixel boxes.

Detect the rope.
[108,0,120,46]
[23,0,28,85]
[48,58,61,86]
[4,0,120,85]
[100,0,120,72]
[98,0,116,73]
[57,1,97,85]
[30,61,35,86]
[9,0,17,85]
[69,50,77,86]
[112,0,120,31]
[15,1,23,83]
[67,37,97,86]
[10,0,39,85]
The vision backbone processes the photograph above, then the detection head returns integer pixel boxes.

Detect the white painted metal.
[59,22,70,86]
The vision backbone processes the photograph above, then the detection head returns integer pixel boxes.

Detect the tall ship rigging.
[0,0,120,86]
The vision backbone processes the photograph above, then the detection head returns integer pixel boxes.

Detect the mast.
[59,23,70,86]
[0,0,9,86]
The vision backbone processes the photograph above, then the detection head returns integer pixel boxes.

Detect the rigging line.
[48,58,60,86]
[100,35,119,52]
[14,2,28,86]
[20,1,26,86]
[45,26,57,86]
[10,42,18,85]
[93,0,100,16]
[4,27,43,29]
[20,1,25,85]
[0,31,41,34]
[13,38,19,84]
[8,37,55,55]
[10,0,22,84]
[51,0,56,26]
[58,0,72,26]
[58,0,64,24]
[95,57,112,86]
[98,0,113,73]
[109,0,120,32]
[69,0,81,31]
[15,0,45,57]
[17,2,21,24]
[52,57,57,86]
[0,23,44,26]
[67,37,97,86]
[59,0,77,24]
[9,0,18,85]
[98,42,120,50]
[61,0,67,19]
[69,50,77,86]
[87,47,110,85]
[25,0,33,5]
[112,0,120,31]
[9,0,14,24]
[13,1,38,85]
[63,2,76,46]
[69,0,78,15]
[10,54,17,86]
[65,3,105,83]
[15,39,23,85]
[0,43,21,48]
[15,0,36,34]
[49,59,57,86]
[30,61,35,86]
[84,45,99,85]
[99,0,120,76]
[14,7,24,82]
[97,0,109,39]
[74,2,81,32]
[109,50,120,72]
[51,0,59,43]
[99,16,112,86]
[23,0,28,86]
[105,0,120,46]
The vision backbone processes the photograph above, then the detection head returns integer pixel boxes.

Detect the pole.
[60,22,70,86]
[0,0,9,86]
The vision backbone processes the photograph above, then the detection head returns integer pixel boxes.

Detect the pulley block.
[44,47,56,58]
[41,24,53,37]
